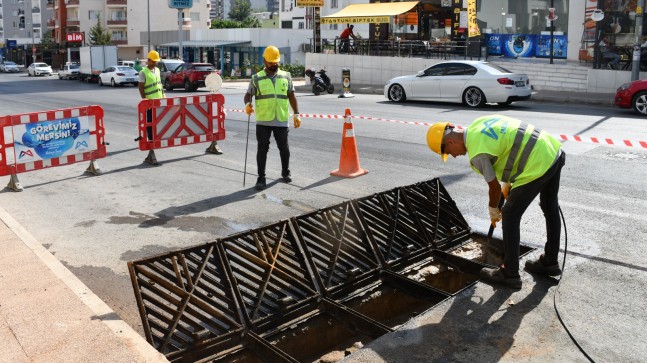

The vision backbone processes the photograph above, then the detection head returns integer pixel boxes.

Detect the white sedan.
[98,66,139,87]
[384,61,531,107]
[0,61,20,73]
[27,62,53,76]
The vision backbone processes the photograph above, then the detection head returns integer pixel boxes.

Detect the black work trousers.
[256,124,289,178]
[502,152,566,274]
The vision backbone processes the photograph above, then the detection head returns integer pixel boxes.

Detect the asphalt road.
[1,72,646,361]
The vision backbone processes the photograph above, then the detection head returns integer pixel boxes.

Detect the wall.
[306,52,642,93]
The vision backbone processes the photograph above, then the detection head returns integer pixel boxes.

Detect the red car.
[615,79,647,115]
[164,62,219,92]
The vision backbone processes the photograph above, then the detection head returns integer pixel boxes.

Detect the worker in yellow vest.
[244,45,301,191]
[427,115,566,289]
[138,50,165,143]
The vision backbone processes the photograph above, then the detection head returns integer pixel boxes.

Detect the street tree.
[89,15,112,45]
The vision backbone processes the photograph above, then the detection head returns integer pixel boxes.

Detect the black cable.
[553,205,595,363]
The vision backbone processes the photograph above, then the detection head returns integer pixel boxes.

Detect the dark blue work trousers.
[502,152,566,274]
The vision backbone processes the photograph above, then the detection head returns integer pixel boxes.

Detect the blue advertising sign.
[7,40,17,49]
[501,34,536,58]
[486,34,503,56]
[535,35,568,58]
[168,0,192,8]
[13,117,91,162]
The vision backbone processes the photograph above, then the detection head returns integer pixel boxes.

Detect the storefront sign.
[296,0,324,7]
[168,0,192,9]
[467,0,480,37]
[66,32,84,43]
[321,16,390,24]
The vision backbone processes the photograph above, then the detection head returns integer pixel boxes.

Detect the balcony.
[65,0,80,6]
[107,0,127,6]
[46,0,54,9]
[107,17,127,26]
[111,36,128,45]
[47,19,56,28]
[66,18,80,26]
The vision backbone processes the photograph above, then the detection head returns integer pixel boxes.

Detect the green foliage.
[89,14,112,45]
[229,0,251,21]
[40,30,55,46]
[211,19,245,29]
[280,63,305,78]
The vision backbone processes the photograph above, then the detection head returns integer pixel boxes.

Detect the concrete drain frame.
[128,178,534,362]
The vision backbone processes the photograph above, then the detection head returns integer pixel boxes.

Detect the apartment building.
[45,0,211,62]
[0,0,53,63]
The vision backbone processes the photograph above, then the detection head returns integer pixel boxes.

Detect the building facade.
[0,0,53,64]
[37,0,210,66]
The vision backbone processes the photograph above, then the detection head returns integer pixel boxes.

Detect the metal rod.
[243,113,251,187]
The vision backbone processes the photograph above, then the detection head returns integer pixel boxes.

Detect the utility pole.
[631,0,645,81]
[549,0,555,64]
[147,0,151,54]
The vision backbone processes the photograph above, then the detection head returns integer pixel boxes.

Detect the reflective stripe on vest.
[142,67,163,99]
[466,115,561,187]
[252,70,290,122]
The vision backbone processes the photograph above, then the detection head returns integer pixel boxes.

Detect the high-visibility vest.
[252,69,290,122]
[466,115,561,187]
[141,67,164,99]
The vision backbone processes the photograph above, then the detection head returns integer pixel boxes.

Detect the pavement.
[0,88,629,363]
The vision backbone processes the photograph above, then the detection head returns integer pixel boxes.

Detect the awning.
[159,40,251,47]
[321,1,419,24]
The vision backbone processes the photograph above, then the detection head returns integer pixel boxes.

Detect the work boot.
[480,265,522,289]
[255,176,266,191]
[524,254,561,277]
[281,170,292,183]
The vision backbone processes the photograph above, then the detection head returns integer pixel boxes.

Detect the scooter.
[306,68,335,96]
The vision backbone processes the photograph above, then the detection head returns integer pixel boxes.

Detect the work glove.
[245,102,254,116]
[489,206,502,228]
[293,115,301,129]
[501,182,511,200]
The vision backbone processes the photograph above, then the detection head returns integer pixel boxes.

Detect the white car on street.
[98,66,139,87]
[384,60,531,107]
[0,61,20,73]
[27,62,53,76]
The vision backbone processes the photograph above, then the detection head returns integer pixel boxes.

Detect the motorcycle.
[305,68,334,96]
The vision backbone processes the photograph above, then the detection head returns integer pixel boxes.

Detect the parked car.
[164,62,218,92]
[98,65,139,87]
[27,62,53,76]
[384,61,531,107]
[58,63,80,80]
[0,61,20,73]
[615,79,647,115]
[156,59,184,84]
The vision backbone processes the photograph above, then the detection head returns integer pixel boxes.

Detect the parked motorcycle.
[305,68,334,96]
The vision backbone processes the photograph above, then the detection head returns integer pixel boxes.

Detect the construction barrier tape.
[225,108,647,149]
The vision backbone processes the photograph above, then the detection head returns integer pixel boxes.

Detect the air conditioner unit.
[300,43,311,52]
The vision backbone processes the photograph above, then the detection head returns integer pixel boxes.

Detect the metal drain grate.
[129,178,532,362]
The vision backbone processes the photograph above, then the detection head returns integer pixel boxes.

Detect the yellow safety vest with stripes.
[142,67,164,99]
[466,115,562,187]
[252,69,290,122]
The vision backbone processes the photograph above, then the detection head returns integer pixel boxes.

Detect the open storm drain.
[128,178,533,362]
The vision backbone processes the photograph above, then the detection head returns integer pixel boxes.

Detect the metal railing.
[313,38,486,61]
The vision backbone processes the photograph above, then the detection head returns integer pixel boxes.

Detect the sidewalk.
[0,207,168,363]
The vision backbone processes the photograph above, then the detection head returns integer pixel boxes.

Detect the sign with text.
[168,0,192,9]
[322,16,390,24]
[296,0,324,7]
[66,32,84,43]
[13,117,92,163]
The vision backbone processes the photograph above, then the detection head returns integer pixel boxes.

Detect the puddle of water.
[262,194,317,213]
[107,211,253,234]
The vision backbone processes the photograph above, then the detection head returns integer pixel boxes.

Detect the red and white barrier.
[0,106,107,188]
[137,94,226,151]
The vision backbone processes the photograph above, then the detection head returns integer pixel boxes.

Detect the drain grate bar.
[321,298,394,339]
[381,270,451,301]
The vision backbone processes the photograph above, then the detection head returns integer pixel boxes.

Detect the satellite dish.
[591,9,604,22]
[205,72,222,93]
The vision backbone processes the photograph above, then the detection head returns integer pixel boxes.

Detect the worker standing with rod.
[243,45,301,191]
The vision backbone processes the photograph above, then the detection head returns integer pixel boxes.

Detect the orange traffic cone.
[331,109,368,178]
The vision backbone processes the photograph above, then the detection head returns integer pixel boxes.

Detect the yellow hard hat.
[263,46,281,63]
[426,122,450,162]
[147,50,161,62]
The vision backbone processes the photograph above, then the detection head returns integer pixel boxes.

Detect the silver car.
[0,61,20,73]
[384,60,531,107]
[28,62,53,76]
